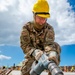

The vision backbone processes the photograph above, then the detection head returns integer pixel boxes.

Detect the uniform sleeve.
[44,25,61,65]
[20,25,35,58]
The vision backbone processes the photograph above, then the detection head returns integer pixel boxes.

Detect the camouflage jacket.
[20,21,55,58]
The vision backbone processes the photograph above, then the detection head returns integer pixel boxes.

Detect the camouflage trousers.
[21,58,51,75]
[21,57,59,75]
[21,42,60,75]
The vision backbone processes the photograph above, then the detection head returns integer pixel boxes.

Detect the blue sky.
[0,45,24,67]
[60,44,75,66]
[68,0,75,11]
[0,0,75,67]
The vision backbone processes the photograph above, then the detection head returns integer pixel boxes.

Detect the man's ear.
[33,13,36,22]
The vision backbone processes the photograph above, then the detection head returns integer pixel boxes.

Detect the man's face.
[35,15,47,25]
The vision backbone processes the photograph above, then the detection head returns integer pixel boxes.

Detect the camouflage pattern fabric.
[20,21,61,75]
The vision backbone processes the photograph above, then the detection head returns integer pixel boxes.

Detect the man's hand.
[32,49,43,60]
[35,50,43,60]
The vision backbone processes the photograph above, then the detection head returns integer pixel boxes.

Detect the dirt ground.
[8,70,75,75]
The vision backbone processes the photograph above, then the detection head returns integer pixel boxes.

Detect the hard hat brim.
[37,14,50,18]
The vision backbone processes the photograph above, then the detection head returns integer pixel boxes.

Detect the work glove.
[32,49,43,61]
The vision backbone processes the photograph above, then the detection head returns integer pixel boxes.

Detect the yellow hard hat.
[32,0,50,18]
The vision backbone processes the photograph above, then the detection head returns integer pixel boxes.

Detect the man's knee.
[21,63,31,75]
[21,58,34,75]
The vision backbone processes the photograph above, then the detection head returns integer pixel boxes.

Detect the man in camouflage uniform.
[20,0,61,75]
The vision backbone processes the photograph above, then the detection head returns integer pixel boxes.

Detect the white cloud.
[0,54,11,60]
[0,0,15,12]
[0,0,75,46]
[48,0,75,45]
